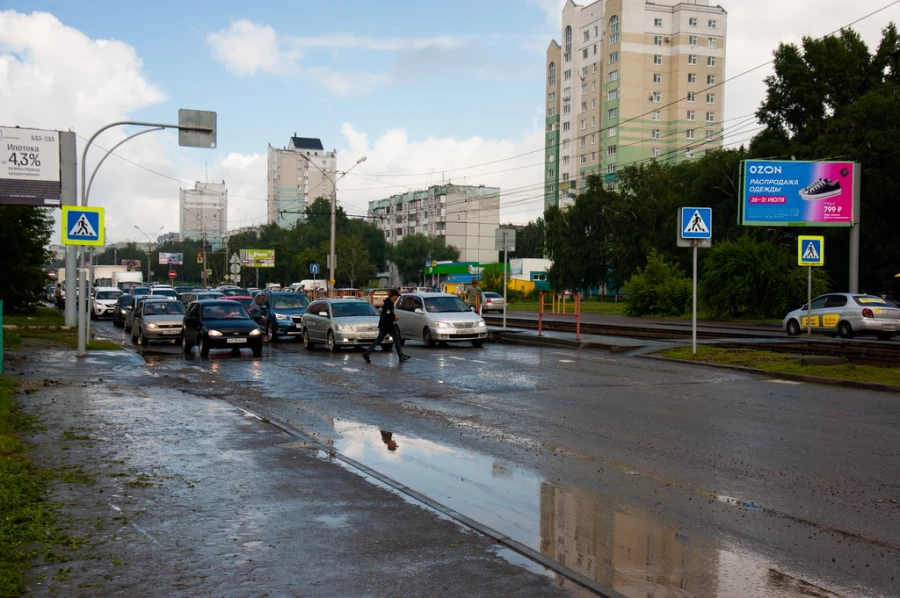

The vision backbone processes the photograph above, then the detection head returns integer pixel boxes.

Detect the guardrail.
[538,292,581,340]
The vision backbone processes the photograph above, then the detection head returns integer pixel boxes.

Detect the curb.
[490,330,647,353]
[642,352,900,395]
[2,325,74,331]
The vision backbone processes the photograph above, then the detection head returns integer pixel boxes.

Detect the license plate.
[882,324,896,331]
[360,332,378,339]
[226,338,247,344]
[161,329,180,335]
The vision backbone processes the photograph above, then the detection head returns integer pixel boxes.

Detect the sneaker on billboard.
[799,178,841,201]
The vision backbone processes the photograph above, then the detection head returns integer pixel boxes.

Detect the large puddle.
[331,421,843,598]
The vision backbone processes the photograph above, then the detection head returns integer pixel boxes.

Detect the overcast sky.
[1,0,897,245]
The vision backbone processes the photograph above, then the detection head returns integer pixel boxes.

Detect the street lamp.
[299,154,367,295]
[134,225,164,283]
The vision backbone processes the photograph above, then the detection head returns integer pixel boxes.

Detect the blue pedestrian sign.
[310,263,319,275]
[681,207,712,239]
[61,206,105,246]
[798,236,824,267]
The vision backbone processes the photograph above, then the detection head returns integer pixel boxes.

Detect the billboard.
[240,248,275,268]
[158,252,184,265]
[121,259,141,271]
[741,160,857,227]
[1,126,62,207]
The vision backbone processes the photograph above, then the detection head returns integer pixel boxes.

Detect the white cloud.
[206,19,300,76]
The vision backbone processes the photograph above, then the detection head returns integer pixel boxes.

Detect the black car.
[112,294,131,327]
[182,300,263,357]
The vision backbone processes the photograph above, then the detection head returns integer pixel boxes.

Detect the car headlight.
[208,330,223,337]
[336,324,353,332]
[120,309,126,314]
[434,321,453,328]
[147,323,158,329]
[476,320,486,327]
[275,313,289,321]
[249,328,262,336]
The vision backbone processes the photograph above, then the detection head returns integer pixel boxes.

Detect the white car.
[395,292,488,348]
[90,287,123,320]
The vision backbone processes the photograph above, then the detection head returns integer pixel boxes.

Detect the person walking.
[362,289,411,363]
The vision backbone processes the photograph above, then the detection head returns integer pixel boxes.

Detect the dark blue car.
[248,291,311,342]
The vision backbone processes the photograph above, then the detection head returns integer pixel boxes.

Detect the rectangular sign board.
[240,248,275,268]
[495,228,517,252]
[741,160,856,227]
[798,236,824,267]
[158,252,184,265]
[61,206,105,246]
[0,126,62,207]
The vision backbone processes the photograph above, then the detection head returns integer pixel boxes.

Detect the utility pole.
[202,232,208,288]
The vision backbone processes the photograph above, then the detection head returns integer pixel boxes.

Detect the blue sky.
[2,0,898,243]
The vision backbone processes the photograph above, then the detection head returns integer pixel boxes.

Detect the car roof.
[94,286,121,292]
[317,298,372,304]
[224,296,253,300]
[407,292,458,297]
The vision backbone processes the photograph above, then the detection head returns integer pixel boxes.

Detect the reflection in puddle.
[332,421,844,598]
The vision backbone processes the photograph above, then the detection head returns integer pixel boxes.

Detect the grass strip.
[4,330,120,351]
[3,308,65,328]
[662,346,900,387]
[509,299,627,314]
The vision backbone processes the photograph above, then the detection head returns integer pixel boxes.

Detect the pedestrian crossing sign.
[681,207,712,239]
[798,235,824,267]
[61,206,105,246]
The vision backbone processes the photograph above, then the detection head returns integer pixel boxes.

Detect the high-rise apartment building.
[368,184,500,265]
[267,135,336,229]
[544,0,727,210]
[179,181,228,250]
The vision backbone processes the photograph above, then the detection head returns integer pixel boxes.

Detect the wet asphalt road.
[95,319,900,597]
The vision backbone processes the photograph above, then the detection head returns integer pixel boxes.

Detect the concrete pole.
[329,188,336,297]
[692,241,697,354]
[85,248,94,347]
[60,132,78,327]
[502,232,508,331]
[77,250,87,355]
[849,163,861,293]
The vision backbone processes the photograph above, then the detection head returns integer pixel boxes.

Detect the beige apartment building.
[267,135,336,229]
[545,0,727,210]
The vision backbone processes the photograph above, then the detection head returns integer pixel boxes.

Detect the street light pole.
[135,225,164,284]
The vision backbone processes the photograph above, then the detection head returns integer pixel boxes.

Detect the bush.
[699,236,829,320]
[623,250,691,316]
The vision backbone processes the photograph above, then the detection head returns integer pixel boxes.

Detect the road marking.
[323,363,337,367]
[469,359,487,364]
[449,356,466,361]
[767,379,801,385]
[342,367,360,373]
[558,359,576,363]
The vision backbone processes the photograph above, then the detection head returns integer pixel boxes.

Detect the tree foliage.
[387,234,460,285]
[0,207,53,313]
[508,218,544,260]
[623,250,691,317]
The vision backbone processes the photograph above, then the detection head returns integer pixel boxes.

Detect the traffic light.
[197,253,203,264]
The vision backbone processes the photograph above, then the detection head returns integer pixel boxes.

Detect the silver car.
[481,292,506,314]
[782,293,900,340]
[130,299,186,345]
[395,292,488,348]
[301,299,391,352]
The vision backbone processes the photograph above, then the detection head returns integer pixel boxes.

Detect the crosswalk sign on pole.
[798,236,825,266]
[681,207,712,239]
[61,206,105,246]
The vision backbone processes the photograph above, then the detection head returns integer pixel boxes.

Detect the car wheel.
[182,335,193,353]
[131,327,138,342]
[876,332,894,341]
[199,336,210,357]
[471,339,484,348]
[423,327,435,348]
[837,321,854,339]
[252,343,263,357]
[327,331,337,352]
[303,328,315,350]
[138,328,148,346]
[785,319,801,337]
[267,321,279,343]
[90,311,97,320]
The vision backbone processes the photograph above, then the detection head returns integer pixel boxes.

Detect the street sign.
[197,253,203,264]
[230,263,240,274]
[178,109,217,149]
[61,206,105,246]
[310,263,319,275]
[676,217,711,248]
[681,207,712,239]
[798,236,824,267]
[168,270,176,279]
[230,253,241,265]
[232,274,241,283]
[495,228,517,252]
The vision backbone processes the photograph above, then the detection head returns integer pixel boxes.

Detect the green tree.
[387,234,459,284]
[336,235,376,288]
[623,250,691,317]
[509,219,544,260]
[0,206,53,313]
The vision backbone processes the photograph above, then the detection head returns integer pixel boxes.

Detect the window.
[652,147,661,157]
[608,126,617,137]
[548,169,555,178]
[565,26,572,55]
[563,104,570,114]
[592,62,597,72]
[609,15,619,45]
[607,89,618,100]
[562,155,569,165]
[547,154,555,162]
[654,54,662,65]
[548,107,556,117]
[563,86,571,100]
[654,35,663,46]
[580,137,586,147]
[563,121,570,131]
[580,155,587,164]
[688,54,697,65]
[548,91,556,101]
[607,145,617,155]
[652,111,661,121]
[688,73,696,83]
[592,98,597,108]
[583,48,589,59]
[592,81,597,91]
[708,19,717,28]
[689,35,698,46]
[655,18,663,27]
[581,102,587,112]
[591,151,596,161]
[548,63,556,86]
[582,83,588,94]
[707,74,716,85]
[687,92,696,102]
[687,110,695,120]
[708,37,717,48]
[608,70,619,82]
[686,129,695,139]
[689,17,698,26]
[609,51,619,64]
[591,116,597,126]
[584,30,590,42]
[581,119,587,130]
[707,56,716,67]
[562,172,569,181]
[685,148,695,158]
[583,66,589,77]
[608,108,618,119]
[595,26,599,37]
[564,69,572,80]
[653,73,662,84]
[562,139,569,150]
[651,91,661,102]
[607,181,617,190]
[706,111,714,122]
[607,164,616,174]
[591,134,596,144]
[651,129,661,139]
[705,130,714,140]
[706,93,715,104]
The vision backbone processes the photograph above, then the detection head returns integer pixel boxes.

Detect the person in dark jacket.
[362,289,410,363]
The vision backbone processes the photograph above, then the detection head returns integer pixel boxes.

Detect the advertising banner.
[121,259,141,271]
[158,252,184,265]
[0,126,62,207]
[741,160,856,227]
[240,248,275,268]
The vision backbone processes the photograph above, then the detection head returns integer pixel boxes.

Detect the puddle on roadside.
[330,420,844,598]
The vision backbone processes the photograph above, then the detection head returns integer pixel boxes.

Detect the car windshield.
[853,296,889,306]
[152,289,177,297]
[96,291,122,300]
[484,292,502,299]
[228,298,254,309]
[202,304,250,320]
[198,292,224,300]
[143,302,185,316]
[332,302,378,317]
[272,295,310,309]
[220,288,249,296]
[132,287,150,294]
[424,296,471,313]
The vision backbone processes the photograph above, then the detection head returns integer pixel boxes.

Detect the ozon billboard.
[740,160,858,227]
